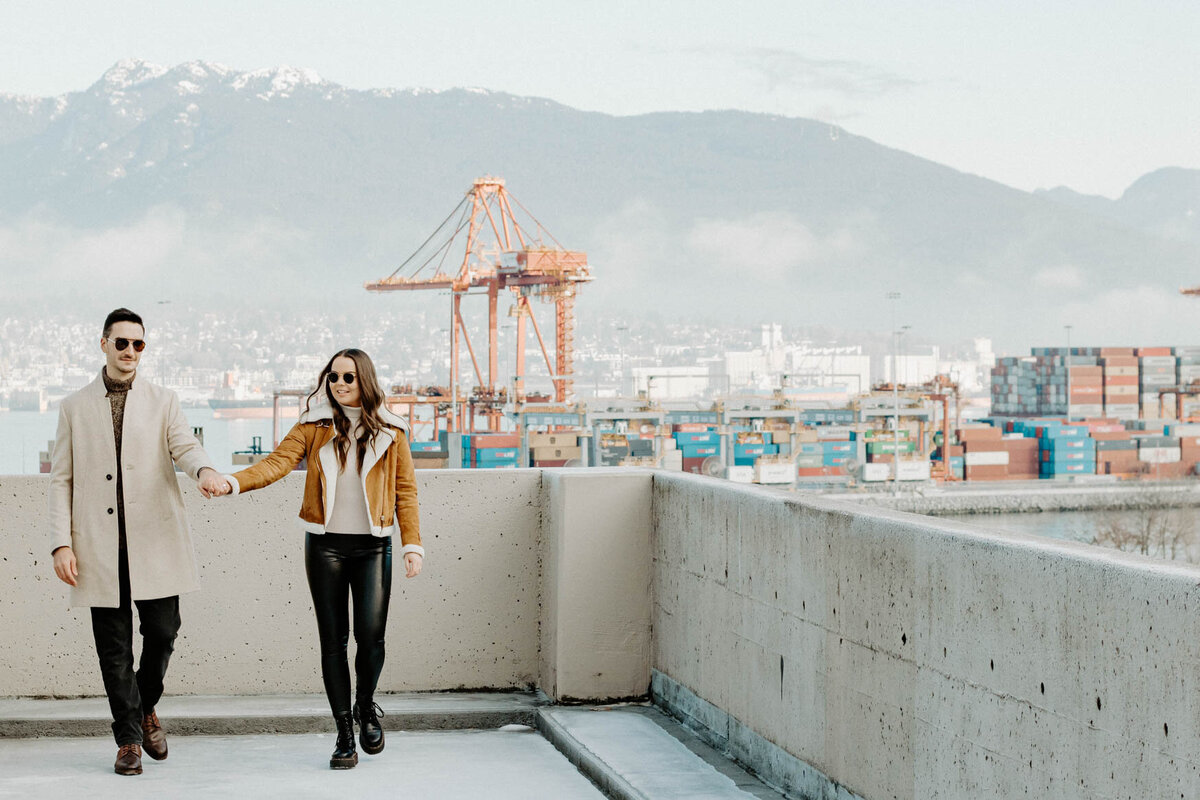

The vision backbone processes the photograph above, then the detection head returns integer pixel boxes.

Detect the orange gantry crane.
[365,177,591,431]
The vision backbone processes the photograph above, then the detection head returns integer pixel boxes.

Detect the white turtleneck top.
[326,404,374,535]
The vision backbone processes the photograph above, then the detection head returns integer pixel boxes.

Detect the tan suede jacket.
[226,400,422,557]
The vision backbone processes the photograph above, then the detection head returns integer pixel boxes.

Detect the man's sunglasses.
[109,338,146,352]
[327,372,357,385]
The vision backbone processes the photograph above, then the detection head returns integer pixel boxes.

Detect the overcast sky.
[3,0,1196,198]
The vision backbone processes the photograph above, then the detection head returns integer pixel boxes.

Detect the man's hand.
[197,468,232,498]
[404,553,423,579]
[53,546,78,587]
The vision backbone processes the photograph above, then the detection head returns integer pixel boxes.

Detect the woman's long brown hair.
[305,348,390,473]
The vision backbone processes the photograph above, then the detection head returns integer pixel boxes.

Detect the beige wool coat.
[47,371,215,608]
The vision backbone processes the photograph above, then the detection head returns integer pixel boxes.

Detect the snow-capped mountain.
[1,59,1197,348]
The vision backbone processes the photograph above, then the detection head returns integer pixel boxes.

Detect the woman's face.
[328,355,362,407]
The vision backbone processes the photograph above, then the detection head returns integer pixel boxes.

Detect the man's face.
[101,321,145,378]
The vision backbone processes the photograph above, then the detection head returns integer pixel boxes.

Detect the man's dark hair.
[103,308,144,338]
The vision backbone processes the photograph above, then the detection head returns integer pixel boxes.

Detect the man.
[48,308,229,776]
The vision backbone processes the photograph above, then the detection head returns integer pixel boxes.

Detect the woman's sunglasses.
[327,372,357,385]
[110,338,146,352]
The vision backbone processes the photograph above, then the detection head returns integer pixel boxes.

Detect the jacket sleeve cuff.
[226,475,241,496]
[400,544,425,559]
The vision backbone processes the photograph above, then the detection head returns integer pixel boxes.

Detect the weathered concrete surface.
[651,471,1200,799]
[0,691,547,738]
[0,728,606,800]
[540,470,652,702]
[539,704,785,800]
[839,480,1200,515]
[2,469,652,703]
[652,670,863,800]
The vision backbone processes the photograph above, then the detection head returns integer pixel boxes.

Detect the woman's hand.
[404,553,423,578]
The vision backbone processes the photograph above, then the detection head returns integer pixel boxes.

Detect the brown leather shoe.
[141,710,168,760]
[114,743,143,775]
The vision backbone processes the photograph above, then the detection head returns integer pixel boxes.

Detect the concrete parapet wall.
[540,469,652,701]
[1,469,651,703]
[651,472,1200,799]
[2,471,541,697]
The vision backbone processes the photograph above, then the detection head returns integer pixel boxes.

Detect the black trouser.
[305,533,392,716]
[89,549,181,746]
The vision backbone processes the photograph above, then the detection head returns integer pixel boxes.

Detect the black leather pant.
[305,533,392,716]
[90,548,181,745]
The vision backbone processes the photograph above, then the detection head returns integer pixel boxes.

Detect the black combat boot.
[353,699,385,755]
[330,713,358,769]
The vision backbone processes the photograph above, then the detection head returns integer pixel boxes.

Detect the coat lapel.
[85,373,119,469]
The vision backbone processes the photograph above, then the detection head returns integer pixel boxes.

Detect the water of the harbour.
[0,409,281,475]
[940,509,1200,563]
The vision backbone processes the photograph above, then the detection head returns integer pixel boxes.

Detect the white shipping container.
[753,461,797,484]
[662,450,684,471]
[963,450,1010,466]
[1068,404,1104,417]
[1140,373,1176,386]
[1105,404,1140,419]
[1139,447,1182,464]
[896,461,932,481]
[861,462,891,482]
[1141,356,1178,367]
[1168,423,1200,436]
[725,465,754,483]
[816,426,855,440]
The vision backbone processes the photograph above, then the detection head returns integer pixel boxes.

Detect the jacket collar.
[299,395,409,432]
[86,368,145,398]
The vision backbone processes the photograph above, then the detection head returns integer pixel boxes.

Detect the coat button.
[107,508,114,515]
[106,474,113,481]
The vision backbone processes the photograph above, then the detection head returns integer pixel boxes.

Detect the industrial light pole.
[887,292,901,488]
[1065,324,1073,420]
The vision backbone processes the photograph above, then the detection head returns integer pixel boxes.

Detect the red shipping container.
[964,465,1010,480]
[1104,375,1139,386]
[471,434,521,448]
[957,427,1003,442]
[1136,347,1173,356]
[962,441,1006,452]
[682,457,707,474]
[1098,348,1136,358]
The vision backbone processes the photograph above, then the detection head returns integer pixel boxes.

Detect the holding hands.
[198,468,232,498]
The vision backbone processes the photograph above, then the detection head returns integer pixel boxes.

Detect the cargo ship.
[208,397,277,419]
[9,389,48,412]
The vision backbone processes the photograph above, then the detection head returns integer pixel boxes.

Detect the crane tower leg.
[555,293,574,403]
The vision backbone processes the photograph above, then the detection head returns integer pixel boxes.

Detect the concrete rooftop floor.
[0,693,786,800]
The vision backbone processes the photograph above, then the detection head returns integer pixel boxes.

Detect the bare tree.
[1092,501,1200,564]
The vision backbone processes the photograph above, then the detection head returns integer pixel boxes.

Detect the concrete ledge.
[652,670,865,800]
[539,704,785,800]
[842,481,1200,515]
[0,691,548,738]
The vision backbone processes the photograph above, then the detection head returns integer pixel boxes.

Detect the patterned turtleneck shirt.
[102,368,134,551]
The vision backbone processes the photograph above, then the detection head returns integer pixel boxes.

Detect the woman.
[223,348,422,769]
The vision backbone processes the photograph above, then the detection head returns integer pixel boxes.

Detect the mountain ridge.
[1,59,1197,350]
